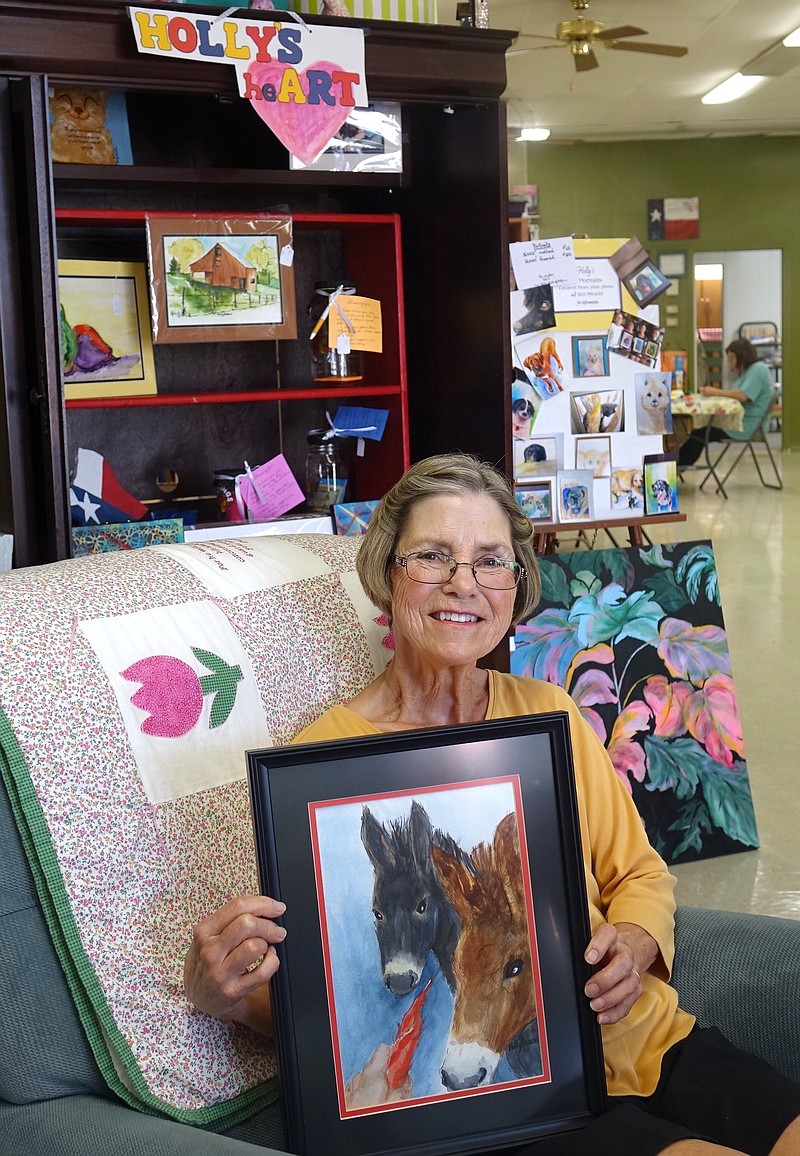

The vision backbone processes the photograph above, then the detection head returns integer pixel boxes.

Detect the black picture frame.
[247,713,607,1156]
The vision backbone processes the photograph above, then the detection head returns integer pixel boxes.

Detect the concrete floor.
[648,437,799,920]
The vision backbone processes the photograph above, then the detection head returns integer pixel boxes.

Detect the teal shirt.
[728,359,775,441]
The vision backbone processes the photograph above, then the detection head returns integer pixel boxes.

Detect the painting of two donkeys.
[302,538,755,1120]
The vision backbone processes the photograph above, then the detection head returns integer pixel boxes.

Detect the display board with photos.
[510,237,679,525]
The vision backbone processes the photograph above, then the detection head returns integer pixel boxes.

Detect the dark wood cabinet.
[0,0,514,566]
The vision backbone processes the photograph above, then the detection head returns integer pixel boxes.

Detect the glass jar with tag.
[305,428,350,514]
[308,280,363,384]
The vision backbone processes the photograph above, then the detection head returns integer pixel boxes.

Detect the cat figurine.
[49,88,116,165]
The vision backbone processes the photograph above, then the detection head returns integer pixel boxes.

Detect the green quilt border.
[0,702,278,1130]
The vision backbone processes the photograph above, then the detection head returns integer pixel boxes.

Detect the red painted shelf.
[65,384,402,409]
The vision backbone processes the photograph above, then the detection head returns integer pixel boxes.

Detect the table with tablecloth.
[672,393,745,431]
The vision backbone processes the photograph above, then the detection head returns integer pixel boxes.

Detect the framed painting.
[570,389,624,435]
[515,482,553,522]
[643,454,679,515]
[145,215,297,344]
[247,716,606,1156]
[57,259,157,400]
[571,334,609,379]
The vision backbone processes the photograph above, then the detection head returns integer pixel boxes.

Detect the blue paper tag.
[332,406,389,442]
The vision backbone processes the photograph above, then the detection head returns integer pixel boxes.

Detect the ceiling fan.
[509,0,689,73]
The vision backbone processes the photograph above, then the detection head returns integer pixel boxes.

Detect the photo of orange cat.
[49,87,131,165]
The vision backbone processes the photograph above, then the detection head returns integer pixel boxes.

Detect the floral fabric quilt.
[0,534,391,1127]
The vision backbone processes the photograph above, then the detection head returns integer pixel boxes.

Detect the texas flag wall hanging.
[647,197,700,241]
[70,447,150,526]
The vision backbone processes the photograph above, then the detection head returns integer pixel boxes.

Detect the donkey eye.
[416,898,428,914]
[373,908,384,921]
[504,958,525,979]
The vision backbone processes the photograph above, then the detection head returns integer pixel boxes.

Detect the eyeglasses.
[393,551,525,591]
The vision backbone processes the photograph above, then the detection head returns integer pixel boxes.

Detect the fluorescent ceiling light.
[695,264,724,281]
[782,26,800,46]
[516,128,550,142]
[701,73,765,105]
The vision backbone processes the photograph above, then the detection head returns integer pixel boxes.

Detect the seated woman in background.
[185,453,800,1156]
[678,337,775,467]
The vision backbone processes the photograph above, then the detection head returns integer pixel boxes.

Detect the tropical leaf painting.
[512,540,758,864]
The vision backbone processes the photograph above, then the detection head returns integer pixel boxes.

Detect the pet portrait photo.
[511,376,539,441]
[634,373,674,435]
[575,436,611,479]
[514,434,562,481]
[571,389,624,435]
[511,285,556,337]
[514,333,567,401]
[643,454,679,515]
[557,470,594,522]
[610,467,645,511]
[515,483,553,522]
[571,334,609,378]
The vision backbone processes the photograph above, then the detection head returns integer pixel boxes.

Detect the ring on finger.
[246,953,265,973]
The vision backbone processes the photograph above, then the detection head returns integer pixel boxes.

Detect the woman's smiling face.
[390,492,517,669]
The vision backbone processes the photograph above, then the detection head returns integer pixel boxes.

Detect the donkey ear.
[408,800,433,863]
[494,812,526,918]
[432,843,479,914]
[361,806,396,870]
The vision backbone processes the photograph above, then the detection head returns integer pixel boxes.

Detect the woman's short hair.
[725,337,759,371]
[356,453,541,626]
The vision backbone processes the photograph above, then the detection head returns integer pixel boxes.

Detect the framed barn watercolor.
[247,716,606,1156]
[57,259,157,400]
[145,215,297,344]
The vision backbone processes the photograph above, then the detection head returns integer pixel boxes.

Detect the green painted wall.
[512,135,797,448]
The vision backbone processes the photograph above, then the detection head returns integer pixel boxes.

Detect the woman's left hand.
[582,920,658,1026]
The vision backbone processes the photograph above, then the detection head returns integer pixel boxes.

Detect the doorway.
[692,249,782,442]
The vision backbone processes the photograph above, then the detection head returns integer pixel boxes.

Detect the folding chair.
[699,392,783,499]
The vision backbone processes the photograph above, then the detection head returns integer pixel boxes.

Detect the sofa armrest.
[0,1094,284,1156]
[673,905,800,1083]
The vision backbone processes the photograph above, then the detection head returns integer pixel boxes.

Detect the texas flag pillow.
[70,447,149,525]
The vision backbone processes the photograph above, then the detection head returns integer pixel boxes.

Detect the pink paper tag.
[238,454,305,521]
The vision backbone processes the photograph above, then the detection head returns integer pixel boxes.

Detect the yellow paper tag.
[327,295,383,353]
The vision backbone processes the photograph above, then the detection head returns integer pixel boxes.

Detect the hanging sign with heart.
[129,8,368,167]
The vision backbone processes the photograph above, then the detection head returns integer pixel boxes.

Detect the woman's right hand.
[184,895,287,1035]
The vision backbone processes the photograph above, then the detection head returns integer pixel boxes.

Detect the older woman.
[185,454,800,1156]
[678,337,776,468]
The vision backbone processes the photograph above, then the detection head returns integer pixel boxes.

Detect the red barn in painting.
[189,242,257,291]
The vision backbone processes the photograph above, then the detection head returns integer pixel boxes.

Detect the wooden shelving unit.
[0,0,515,565]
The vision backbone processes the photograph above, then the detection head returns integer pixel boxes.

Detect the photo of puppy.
[511,285,555,336]
[611,468,645,511]
[512,396,536,440]
[635,373,673,435]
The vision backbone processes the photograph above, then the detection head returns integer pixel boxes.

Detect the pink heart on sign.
[246,59,352,166]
